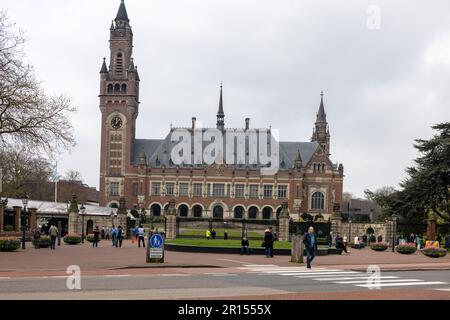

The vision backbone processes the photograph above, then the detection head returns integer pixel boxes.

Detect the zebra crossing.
[238,265,449,290]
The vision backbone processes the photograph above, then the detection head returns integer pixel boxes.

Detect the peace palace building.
[99,1,344,221]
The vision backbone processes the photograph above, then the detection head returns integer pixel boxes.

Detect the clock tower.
[99,0,140,206]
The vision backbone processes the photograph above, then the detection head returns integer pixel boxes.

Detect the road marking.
[335,279,423,284]
[242,265,279,267]
[356,282,448,288]
[160,274,190,277]
[241,268,327,272]
[103,275,132,278]
[216,259,254,264]
[0,277,11,280]
[434,288,450,292]
[273,269,342,274]
[290,271,361,277]
[314,276,399,281]
[205,273,238,277]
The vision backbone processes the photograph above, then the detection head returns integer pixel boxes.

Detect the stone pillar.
[13,206,21,232]
[117,197,128,238]
[427,214,437,241]
[0,203,4,231]
[291,234,304,264]
[29,208,38,230]
[68,194,80,235]
[165,199,177,240]
[278,202,290,242]
[330,203,342,239]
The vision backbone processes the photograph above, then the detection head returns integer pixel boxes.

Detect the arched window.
[234,206,244,219]
[107,84,114,93]
[178,205,189,217]
[114,83,121,93]
[311,192,325,210]
[248,207,259,220]
[151,204,161,217]
[262,207,273,220]
[121,84,127,94]
[213,205,224,219]
[193,205,203,218]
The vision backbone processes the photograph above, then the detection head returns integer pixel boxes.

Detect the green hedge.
[32,236,51,248]
[86,234,100,243]
[396,244,417,254]
[370,243,388,252]
[0,237,21,252]
[422,247,447,258]
[64,234,81,245]
[3,225,14,232]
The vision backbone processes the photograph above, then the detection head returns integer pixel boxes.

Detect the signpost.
[146,233,165,263]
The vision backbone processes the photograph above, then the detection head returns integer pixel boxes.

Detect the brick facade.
[98,2,344,222]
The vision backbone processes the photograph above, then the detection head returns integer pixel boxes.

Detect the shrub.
[396,243,417,254]
[422,247,447,258]
[86,234,100,243]
[370,243,388,251]
[64,234,81,245]
[32,236,51,249]
[0,237,21,252]
[3,225,14,232]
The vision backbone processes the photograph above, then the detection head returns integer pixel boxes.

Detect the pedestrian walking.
[116,226,124,248]
[206,229,211,240]
[138,225,145,248]
[263,228,275,258]
[303,227,318,269]
[111,225,118,247]
[224,231,228,241]
[241,237,250,255]
[211,229,217,240]
[101,227,105,240]
[49,224,59,250]
[327,232,333,248]
[93,226,100,248]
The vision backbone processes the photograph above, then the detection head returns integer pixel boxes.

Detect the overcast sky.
[2,0,450,198]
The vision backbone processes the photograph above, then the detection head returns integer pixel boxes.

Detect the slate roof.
[115,0,129,22]
[131,130,321,171]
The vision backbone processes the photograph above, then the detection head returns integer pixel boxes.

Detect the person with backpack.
[49,224,59,250]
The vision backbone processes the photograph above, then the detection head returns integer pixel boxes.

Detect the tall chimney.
[245,118,250,130]
[192,117,197,130]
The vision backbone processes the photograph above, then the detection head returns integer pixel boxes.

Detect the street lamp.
[21,194,29,250]
[80,204,86,244]
[391,214,399,252]
[348,218,352,243]
[110,211,115,227]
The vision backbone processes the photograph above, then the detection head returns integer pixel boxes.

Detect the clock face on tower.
[111,116,123,130]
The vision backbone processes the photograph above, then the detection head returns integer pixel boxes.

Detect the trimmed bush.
[3,225,14,232]
[32,236,51,249]
[396,243,417,254]
[370,243,389,252]
[422,247,447,258]
[64,234,81,245]
[86,234,100,243]
[0,237,21,252]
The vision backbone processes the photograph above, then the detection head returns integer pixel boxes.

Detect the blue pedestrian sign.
[150,234,164,249]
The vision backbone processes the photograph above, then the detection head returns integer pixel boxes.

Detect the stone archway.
[86,220,94,235]
[150,203,162,217]
[192,205,203,218]
[178,204,189,217]
[248,206,259,220]
[262,207,273,220]
[234,206,245,219]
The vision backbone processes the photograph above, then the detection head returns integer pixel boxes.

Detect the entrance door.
[213,206,224,219]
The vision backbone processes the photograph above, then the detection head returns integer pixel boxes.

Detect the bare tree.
[0,11,76,157]
[64,170,83,184]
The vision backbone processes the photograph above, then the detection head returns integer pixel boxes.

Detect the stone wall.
[340,221,392,244]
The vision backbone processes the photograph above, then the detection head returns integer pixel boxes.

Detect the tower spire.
[115,0,130,23]
[217,83,225,131]
[311,91,331,156]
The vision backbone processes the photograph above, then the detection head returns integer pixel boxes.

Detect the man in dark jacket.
[303,227,318,269]
[264,229,275,258]
[241,237,250,255]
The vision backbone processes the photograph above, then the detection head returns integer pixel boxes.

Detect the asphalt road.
[0,266,449,300]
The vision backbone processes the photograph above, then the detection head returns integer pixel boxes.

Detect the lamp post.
[80,204,86,244]
[21,194,29,250]
[348,218,352,244]
[391,214,399,252]
[110,211,115,227]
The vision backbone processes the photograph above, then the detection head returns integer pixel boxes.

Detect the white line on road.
[103,275,132,278]
[335,279,423,284]
[434,288,450,292]
[160,274,190,277]
[314,276,399,281]
[0,277,11,280]
[205,273,238,277]
[356,282,448,288]
[293,272,362,278]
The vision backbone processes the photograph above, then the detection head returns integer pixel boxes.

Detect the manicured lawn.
[166,238,292,249]
[179,228,263,238]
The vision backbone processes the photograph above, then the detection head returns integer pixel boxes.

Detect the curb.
[350,267,450,272]
[109,264,223,270]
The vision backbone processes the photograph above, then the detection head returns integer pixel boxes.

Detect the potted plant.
[86,234,100,243]
[370,242,389,252]
[395,243,417,254]
[422,247,447,258]
[64,234,82,245]
[32,236,52,249]
[0,237,21,252]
